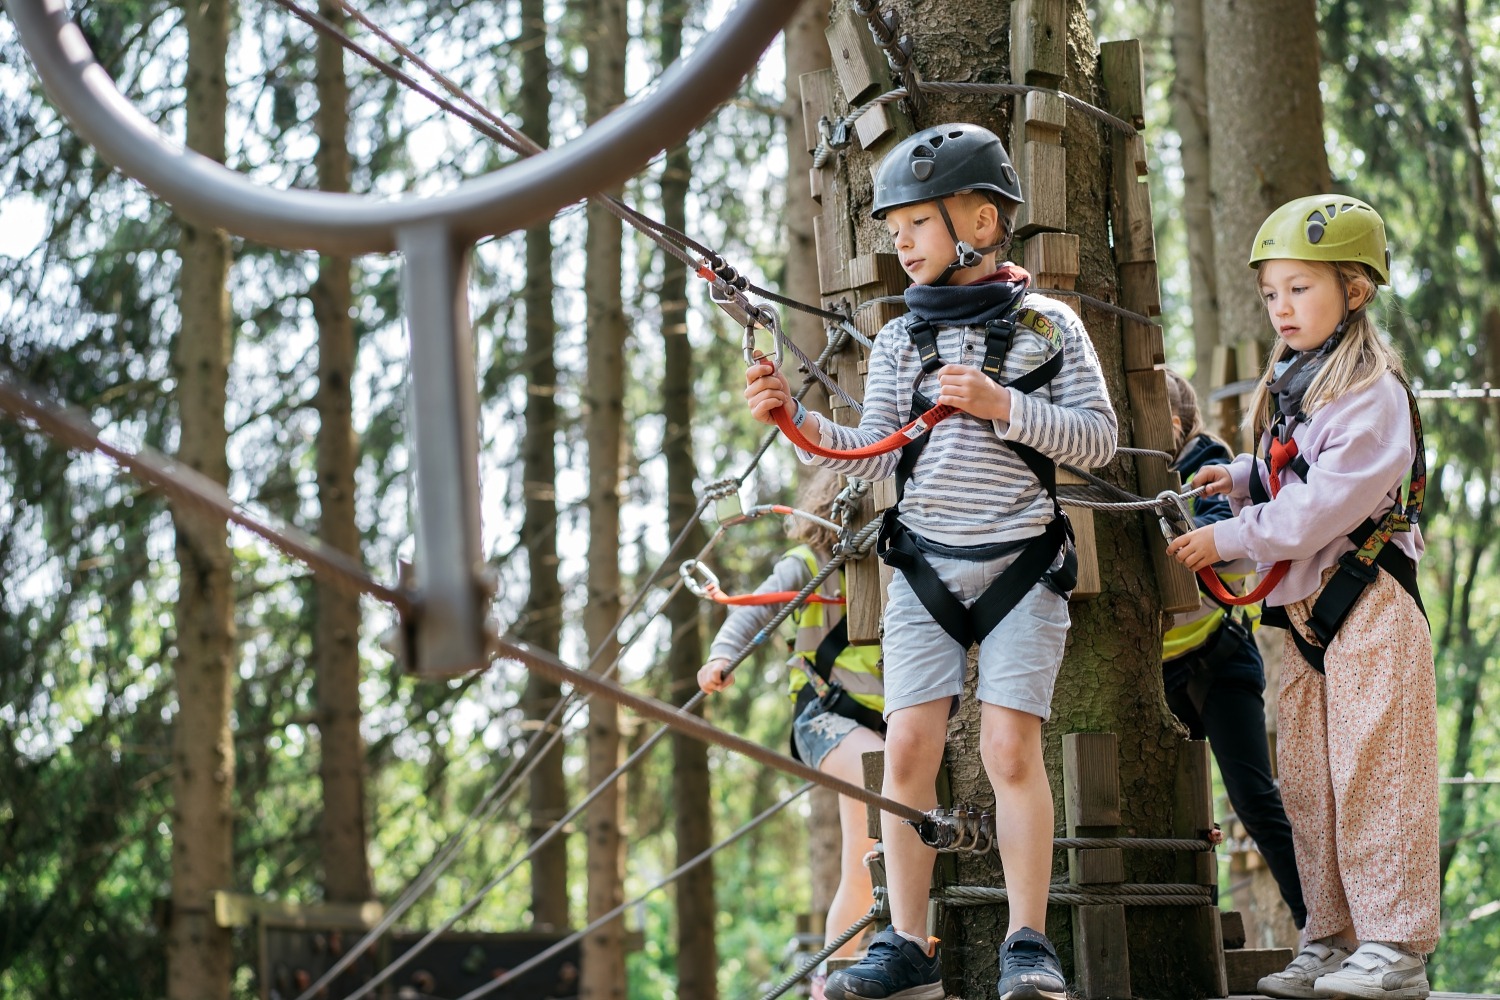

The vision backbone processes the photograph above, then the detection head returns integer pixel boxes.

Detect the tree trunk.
[821,0,1220,992]
[1204,0,1331,352]
[581,0,628,989]
[517,0,569,933]
[784,0,843,922]
[1169,0,1218,397]
[312,0,372,907]
[168,0,235,995]
[659,1,717,995]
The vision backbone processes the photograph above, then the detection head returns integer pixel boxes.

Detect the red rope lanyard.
[1194,436,1295,606]
[769,399,957,460]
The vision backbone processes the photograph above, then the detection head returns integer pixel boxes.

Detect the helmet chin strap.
[930,197,1003,287]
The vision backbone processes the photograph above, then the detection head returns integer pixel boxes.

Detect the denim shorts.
[791,697,863,769]
[881,545,1070,720]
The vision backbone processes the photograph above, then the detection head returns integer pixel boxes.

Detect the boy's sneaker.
[996,927,1066,1000]
[822,928,943,1000]
[1314,942,1430,1000]
[1256,939,1352,998]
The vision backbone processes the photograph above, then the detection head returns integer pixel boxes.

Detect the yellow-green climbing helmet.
[1248,194,1391,285]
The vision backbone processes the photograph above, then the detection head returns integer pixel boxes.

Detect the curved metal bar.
[7,0,800,255]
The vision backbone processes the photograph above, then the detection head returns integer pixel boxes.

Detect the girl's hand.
[1192,465,1232,496]
[935,365,1011,421]
[697,658,734,693]
[1166,525,1221,572]
[743,356,794,426]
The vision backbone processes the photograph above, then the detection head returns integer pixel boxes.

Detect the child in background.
[1161,368,1306,939]
[1168,195,1437,999]
[744,123,1117,1000]
[698,467,886,994]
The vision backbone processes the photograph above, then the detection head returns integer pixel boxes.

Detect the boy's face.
[884,195,999,286]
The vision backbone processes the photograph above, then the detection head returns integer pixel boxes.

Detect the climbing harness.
[1251,384,1427,673]
[876,306,1078,649]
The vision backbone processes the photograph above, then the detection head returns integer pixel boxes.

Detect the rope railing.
[936,883,1215,908]
[755,894,886,1000]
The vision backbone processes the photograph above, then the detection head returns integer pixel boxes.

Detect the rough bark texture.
[168,0,235,995]
[784,0,835,418]
[581,0,628,989]
[660,1,717,994]
[1204,0,1332,350]
[822,0,1213,992]
[783,0,841,920]
[517,0,569,932]
[312,0,372,907]
[1170,0,1218,396]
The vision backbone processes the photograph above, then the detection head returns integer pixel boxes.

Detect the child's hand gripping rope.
[1165,465,1288,604]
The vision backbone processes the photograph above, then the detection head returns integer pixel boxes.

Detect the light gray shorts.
[881,546,1070,720]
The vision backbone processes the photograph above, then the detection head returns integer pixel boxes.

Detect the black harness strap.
[877,312,1073,649]
[789,616,887,761]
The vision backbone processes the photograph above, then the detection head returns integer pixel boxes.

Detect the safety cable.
[464,784,814,1000]
[755,895,885,1000]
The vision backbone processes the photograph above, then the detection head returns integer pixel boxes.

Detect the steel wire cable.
[463,784,814,1000]
[754,897,884,1000]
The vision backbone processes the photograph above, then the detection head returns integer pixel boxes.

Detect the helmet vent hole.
[929,135,945,148]
[913,145,935,158]
[1325,203,1339,216]
[948,130,965,139]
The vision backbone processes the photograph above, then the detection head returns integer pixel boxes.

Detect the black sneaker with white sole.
[996,927,1066,1000]
[823,927,944,1000]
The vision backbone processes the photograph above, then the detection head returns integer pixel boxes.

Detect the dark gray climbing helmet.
[870,123,1024,219]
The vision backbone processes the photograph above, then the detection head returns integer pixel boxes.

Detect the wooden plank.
[1063,733,1121,829]
[863,749,884,840]
[844,481,885,645]
[1011,0,1067,85]
[1024,90,1068,140]
[1072,904,1132,999]
[1120,261,1164,371]
[1220,910,1247,950]
[1025,232,1080,290]
[1124,369,1174,453]
[826,7,898,147]
[1174,739,1230,998]
[1100,41,1156,267]
[1225,949,1295,993]
[799,68,838,155]
[1057,469,1101,601]
[1137,456,1202,615]
[1013,140,1067,238]
[1099,39,1146,129]
[814,214,851,294]
[848,252,907,292]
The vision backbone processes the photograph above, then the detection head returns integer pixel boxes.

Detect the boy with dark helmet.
[744,123,1117,999]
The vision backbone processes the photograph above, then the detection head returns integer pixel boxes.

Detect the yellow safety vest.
[1162,500,1261,660]
[784,545,885,715]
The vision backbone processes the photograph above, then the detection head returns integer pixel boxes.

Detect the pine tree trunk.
[312,0,372,907]
[517,0,570,932]
[168,0,235,995]
[1170,0,1218,398]
[823,0,1221,992]
[659,0,717,993]
[784,1,843,922]
[1204,0,1331,353]
[581,0,629,988]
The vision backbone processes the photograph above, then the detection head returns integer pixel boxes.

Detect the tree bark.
[581,0,628,989]
[658,0,717,994]
[1204,0,1332,351]
[784,0,842,922]
[517,0,570,933]
[1169,0,1218,397]
[312,0,372,907]
[821,0,1220,992]
[168,0,235,996]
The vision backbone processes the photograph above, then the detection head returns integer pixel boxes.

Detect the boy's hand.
[1191,465,1232,496]
[935,364,1011,421]
[743,356,794,426]
[697,658,734,693]
[1166,525,1221,572]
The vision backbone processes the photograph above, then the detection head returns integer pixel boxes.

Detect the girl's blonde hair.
[788,466,843,554]
[1163,367,1229,455]
[1245,260,1405,437]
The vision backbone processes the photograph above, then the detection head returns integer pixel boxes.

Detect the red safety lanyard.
[770,400,958,461]
[702,585,845,608]
[1194,436,1296,606]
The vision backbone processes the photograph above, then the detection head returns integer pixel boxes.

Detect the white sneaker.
[1257,940,1352,998]
[1314,942,1430,1000]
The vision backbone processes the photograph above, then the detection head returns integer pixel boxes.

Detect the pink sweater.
[1213,371,1423,606]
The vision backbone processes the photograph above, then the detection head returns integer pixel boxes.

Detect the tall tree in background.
[782,0,843,920]
[1204,0,1331,351]
[1169,0,1217,395]
[168,0,236,994]
[658,1,718,994]
[312,0,373,906]
[516,0,570,932]
[581,0,629,989]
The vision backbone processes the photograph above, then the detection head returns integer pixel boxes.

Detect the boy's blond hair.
[1246,260,1405,437]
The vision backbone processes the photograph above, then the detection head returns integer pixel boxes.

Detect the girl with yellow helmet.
[1167,195,1438,999]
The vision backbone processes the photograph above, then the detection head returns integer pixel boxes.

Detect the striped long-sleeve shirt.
[801,292,1118,548]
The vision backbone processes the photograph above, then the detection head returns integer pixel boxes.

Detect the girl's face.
[1257,259,1353,353]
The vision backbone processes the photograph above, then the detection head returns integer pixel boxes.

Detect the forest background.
[0,0,1497,997]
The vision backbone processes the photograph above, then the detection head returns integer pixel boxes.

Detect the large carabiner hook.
[1157,489,1195,542]
[678,559,722,601]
